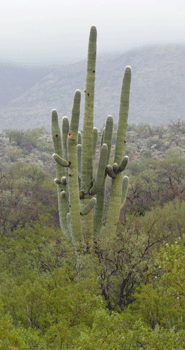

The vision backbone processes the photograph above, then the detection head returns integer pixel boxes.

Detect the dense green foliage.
[1,124,185,348]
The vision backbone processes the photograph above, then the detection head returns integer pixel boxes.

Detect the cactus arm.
[101,66,131,242]
[93,184,105,238]
[77,132,82,185]
[80,197,96,215]
[81,26,97,194]
[67,90,83,246]
[78,131,82,144]
[77,143,82,180]
[92,127,98,158]
[114,66,131,164]
[52,153,70,167]
[103,115,113,162]
[112,163,119,174]
[117,155,128,173]
[105,165,116,178]
[51,109,70,238]
[51,109,63,159]
[62,116,69,160]
[93,118,113,236]
[121,176,129,206]
[100,127,105,146]
[89,143,108,195]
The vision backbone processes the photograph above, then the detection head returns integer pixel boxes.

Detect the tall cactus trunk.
[80,26,97,248]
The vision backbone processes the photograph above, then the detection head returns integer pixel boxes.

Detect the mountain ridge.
[1,44,185,132]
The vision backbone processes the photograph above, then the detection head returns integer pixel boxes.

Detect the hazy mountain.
[0,45,185,132]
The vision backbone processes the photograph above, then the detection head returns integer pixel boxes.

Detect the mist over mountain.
[0,44,185,133]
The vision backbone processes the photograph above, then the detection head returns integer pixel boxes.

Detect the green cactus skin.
[112,163,119,174]
[93,117,113,237]
[121,176,129,206]
[101,66,131,244]
[52,153,70,167]
[67,90,83,246]
[89,143,108,195]
[77,144,82,180]
[81,25,97,195]
[67,213,72,240]
[104,116,113,161]
[54,178,62,185]
[105,165,116,178]
[61,176,67,185]
[117,155,128,173]
[79,26,97,245]
[80,197,96,215]
[92,127,98,158]
[51,26,131,251]
[62,116,69,161]
[93,185,105,238]
[51,110,70,240]
[78,131,82,145]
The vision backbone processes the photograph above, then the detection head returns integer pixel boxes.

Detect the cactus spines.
[51,26,131,251]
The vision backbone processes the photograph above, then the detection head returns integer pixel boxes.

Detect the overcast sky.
[1,0,185,65]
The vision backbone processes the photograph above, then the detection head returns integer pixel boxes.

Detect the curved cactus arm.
[80,197,96,215]
[67,89,83,246]
[81,25,97,194]
[89,143,108,195]
[117,155,128,173]
[52,153,70,167]
[92,127,98,158]
[105,165,116,178]
[121,176,129,207]
[112,163,119,174]
[101,66,131,242]
[51,109,69,238]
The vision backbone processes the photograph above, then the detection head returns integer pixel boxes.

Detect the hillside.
[0,44,185,132]
[1,123,185,348]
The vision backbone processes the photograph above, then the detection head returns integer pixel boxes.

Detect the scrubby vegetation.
[0,122,185,349]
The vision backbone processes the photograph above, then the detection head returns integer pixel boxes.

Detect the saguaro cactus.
[51,25,131,250]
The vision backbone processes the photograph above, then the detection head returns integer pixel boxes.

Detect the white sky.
[1,0,185,65]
